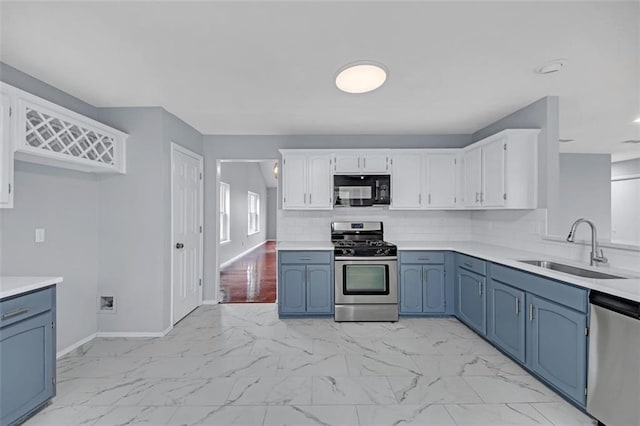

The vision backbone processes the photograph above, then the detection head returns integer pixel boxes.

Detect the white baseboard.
[220,240,267,269]
[202,299,220,305]
[95,330,167,338]
[57,332,97,359]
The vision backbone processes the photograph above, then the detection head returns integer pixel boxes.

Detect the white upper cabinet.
[0,92,14,209]
[1,83,127,174]
[334,153,389,174]
[424,153,457,208]
[390,154,422,209]
[307,155,332,209]
[281,151,332,210]
[463,129,539,209]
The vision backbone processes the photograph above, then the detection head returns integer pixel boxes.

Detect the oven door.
[335,257,398,304]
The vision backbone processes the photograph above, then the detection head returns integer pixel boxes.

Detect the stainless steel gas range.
[332,221,398,322]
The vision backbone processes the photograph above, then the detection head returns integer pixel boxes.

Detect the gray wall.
[1,62,102,352]
[219,162,267,265]
[558,153,611,240]
[0,163,99,352]
[0,62,98,119]
[95,107,203,333]
[266,187,277,240]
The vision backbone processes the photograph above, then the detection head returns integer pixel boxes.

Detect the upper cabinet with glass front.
[1,83,128,176]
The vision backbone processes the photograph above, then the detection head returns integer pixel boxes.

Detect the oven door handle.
[334,256,398,261]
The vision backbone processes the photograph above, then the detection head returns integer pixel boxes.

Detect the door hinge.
[52,376,56,385]
[283,197,286,203]
[200,225,203,233]
[454,196,457,203]
[51,321,55,329]
[503,193,507,200]
[200,173,203,180]
[585,327,589,336]
[8,183,10,194]
[199,278,202,287]
[9,106,12,117]
[584,387,588,396]
[503,143,507,150]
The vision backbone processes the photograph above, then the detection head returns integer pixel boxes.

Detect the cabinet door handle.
[358,158,361,169]
[363,158,366,169]
[478,282,483,296]
[480,192,484,203]
[2,307,29,320]
[515,298,520,315]
[529,304,534,321]
[475,192,479,203]
[309,193,312,204]
[428,194,431,204]
[304,193,307,204]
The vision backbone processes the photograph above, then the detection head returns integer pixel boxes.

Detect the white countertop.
[277,241,334,251]
[393,241,640,302]
[0,276,63,299]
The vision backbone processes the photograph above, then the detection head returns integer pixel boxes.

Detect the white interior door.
[172,144,203,324]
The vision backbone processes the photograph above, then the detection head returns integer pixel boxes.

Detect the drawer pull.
[464,262,473,268]
[2,307,29,320]
[299,257,312,261]
[417,257,431,261]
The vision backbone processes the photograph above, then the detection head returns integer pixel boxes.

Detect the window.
[220,182,230,243]
[248,191,260,235]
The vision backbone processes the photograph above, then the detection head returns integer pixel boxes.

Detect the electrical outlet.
[35,228,45,243]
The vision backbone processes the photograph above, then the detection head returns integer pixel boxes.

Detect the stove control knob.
[377,248,390,256]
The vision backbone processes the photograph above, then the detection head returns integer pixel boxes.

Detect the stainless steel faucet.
[566,218,608,266]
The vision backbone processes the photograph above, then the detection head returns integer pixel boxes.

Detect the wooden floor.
[220,241,277,303]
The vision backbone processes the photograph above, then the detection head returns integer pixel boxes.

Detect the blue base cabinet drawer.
[278,251,333,316]
[456,253,487,276]
[1,287,56,426]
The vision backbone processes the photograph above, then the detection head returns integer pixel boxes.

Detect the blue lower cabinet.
[456,267,486,335]
[527,294,587,406]
[399,252,447,315]
[1,287,56,426]
[279,265,307,314]
[400,265,423,313]
[488,280,526,363]
[279,251,333,316]
[306,265,332,313]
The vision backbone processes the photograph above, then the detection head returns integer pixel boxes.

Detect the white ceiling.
[1,1,639,157]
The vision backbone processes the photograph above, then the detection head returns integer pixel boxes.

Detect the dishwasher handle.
[589,290,639,320]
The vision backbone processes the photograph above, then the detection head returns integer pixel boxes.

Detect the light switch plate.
[35,228,45,243]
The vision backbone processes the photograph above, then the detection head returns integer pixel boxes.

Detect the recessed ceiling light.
[335,62,387,94]
[535,59,567,75]
[559,139,575,143]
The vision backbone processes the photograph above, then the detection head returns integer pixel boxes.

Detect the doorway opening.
[217,160,278,303]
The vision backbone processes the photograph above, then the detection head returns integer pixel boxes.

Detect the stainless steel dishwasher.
[587,290,640,426]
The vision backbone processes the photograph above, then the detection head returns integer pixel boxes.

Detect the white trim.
[219,240,268,269]
[170,143,204,327]
[56,332,97,359]
[202,299,220,305]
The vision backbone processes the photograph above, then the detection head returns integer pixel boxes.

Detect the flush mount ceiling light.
[535,59,567,75]
[335,62,387,94]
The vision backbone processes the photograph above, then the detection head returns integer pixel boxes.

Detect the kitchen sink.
[518,260,627,280]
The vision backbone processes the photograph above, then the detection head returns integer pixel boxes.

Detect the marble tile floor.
[27,304,596,426]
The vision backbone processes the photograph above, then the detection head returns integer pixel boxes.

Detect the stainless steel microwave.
[333,175,391,207]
